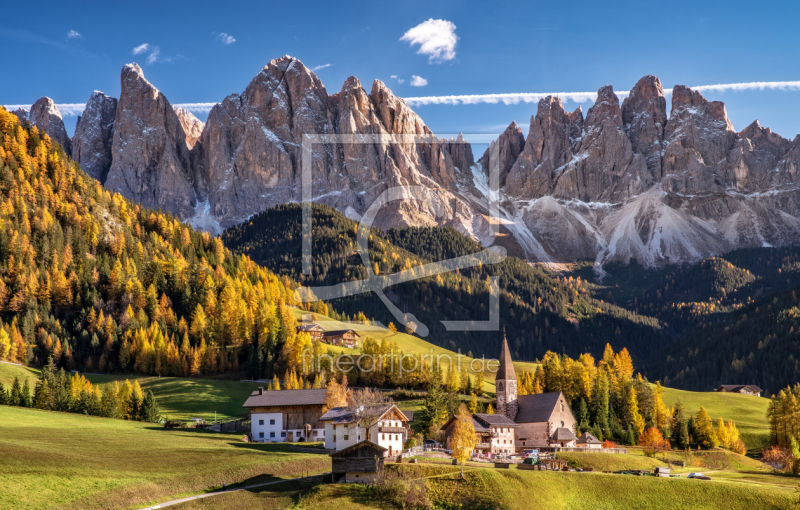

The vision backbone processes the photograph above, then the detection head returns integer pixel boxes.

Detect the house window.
[561,403,564,413]
[281,432,286,438]
[382,434,386,440]
[270,419,276,425]
[344,435,349,440]
[259,420,264,425]
[561,421,565,427]
[270,432,275,438]
[259,432,264,438]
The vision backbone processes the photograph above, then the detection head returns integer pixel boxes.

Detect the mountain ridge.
[17,58,800,269]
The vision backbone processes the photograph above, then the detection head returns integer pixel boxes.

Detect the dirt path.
[138,476,308,509]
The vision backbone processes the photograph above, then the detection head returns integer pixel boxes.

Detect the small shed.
[330,440,387,483]
[576,432,602,449]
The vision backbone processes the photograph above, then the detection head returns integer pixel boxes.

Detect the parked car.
[687,472,711,480]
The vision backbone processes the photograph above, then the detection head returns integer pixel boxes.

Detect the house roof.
[330,440,387,457]
[474,413,519,427]
[243,388,327,408]
[514,391,566,423]
[551,427,578,442]
[298,324,325,332]
[577,432,601,444]
[440,414,491,434]
[496,335,516,381]
[319,404,406,425]
[401,410,414,421]
[717,384,763,393]
[322,329,361,338]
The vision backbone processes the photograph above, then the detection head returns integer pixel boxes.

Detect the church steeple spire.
[495,331,518,420]
[496,329,516,382]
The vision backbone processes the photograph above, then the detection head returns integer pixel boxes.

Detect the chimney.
[258,387,264,395]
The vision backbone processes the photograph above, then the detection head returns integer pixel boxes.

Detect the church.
[494,335,578,451]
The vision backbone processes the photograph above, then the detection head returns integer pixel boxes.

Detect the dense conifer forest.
[222,204,662,362]
[0,107,309,380]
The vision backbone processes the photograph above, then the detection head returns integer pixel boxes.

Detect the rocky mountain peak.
[104,63,196,219]
[173,107,204,149]
[72,91,118,182]
[478,120,526,185]
[621,75,667,178]
[29,97,72,155]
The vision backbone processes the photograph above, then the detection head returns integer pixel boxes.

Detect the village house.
[320,404,409,457]
[330,440,386,484]
[442,413,519,455]
[297,323,325,340]
[715,384,762,397]
[243,387,327,443]
[577,431,602,449]
[322,329,360,348]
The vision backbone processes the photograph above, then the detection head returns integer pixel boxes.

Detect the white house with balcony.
[320,404,409,457]
[243,387,328,443]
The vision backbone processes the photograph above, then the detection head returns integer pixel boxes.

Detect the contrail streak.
[5,80,800,115]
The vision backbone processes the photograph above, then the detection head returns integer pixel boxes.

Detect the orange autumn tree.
[639,426,669,455]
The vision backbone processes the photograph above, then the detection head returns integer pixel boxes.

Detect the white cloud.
[390,75,406,84]
[132,43,150,55]
[146,47,160,64]
[410,75,428,87]
[13,80,800,119]
[66,30,82,39]
[216,32,236,45]
[400,19,458,63]
[402,80,800,106]
[312,63,331,71]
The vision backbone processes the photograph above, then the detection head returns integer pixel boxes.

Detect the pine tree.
[468,392,478,414]
[421,377,449,436]
[591,371,610,432]
[671,401,690,449]
[695,406,718,449]
[9,377,21,406]
[141,390,161,423]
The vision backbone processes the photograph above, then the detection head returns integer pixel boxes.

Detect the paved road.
[139,476,311,509]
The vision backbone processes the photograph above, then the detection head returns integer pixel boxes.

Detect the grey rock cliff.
[72,91,117,182]
[104,64,196,218]
[29,97,72,155]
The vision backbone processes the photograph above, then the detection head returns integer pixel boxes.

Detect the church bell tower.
[495,332,518,420]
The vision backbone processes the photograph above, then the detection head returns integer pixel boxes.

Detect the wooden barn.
[322,329,360,348]
[330,441,386,483]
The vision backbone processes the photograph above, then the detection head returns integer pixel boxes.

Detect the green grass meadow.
[660,386,771,452]
[0,406,331,510]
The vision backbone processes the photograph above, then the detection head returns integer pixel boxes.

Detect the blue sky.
[2,0,800,142]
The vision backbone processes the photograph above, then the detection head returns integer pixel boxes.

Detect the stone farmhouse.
[320,403,409,457]
[243,387,327,443]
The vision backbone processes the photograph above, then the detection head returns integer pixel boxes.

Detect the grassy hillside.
[660,386,770,452]
[289,307,539,391]
[0,406,330,510]
[0,361,38,389]
[172,463,793,510]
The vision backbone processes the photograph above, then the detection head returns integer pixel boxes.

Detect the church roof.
[514,392,565,423]
[496,335,516,381]
[551,427,578,441]
[474,413,519,427]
